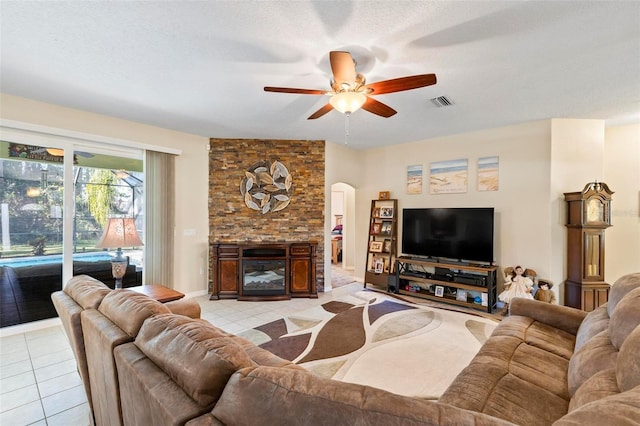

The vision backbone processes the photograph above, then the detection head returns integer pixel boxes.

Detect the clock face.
[587,198,605,223]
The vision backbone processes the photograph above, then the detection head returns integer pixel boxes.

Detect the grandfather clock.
[564,182,613,311]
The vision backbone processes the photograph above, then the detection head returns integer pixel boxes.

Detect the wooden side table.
[128,284,185,303]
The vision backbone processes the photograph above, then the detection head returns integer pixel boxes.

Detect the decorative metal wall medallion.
[240,160,293,214]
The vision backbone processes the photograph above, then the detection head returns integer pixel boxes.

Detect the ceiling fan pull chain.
[344,112,350,144]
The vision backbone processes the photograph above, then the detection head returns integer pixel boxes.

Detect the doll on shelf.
[534,280,556,304]
[498,265,534,316]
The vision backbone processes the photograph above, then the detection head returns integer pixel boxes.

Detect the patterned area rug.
[238,290,498,399]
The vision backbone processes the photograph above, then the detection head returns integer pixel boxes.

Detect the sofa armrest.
[164,298,201,319]
[510,298,587,335]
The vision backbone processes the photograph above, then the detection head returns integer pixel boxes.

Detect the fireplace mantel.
[209,242,318,301]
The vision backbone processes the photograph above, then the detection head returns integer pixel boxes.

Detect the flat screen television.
[402,208,494,263]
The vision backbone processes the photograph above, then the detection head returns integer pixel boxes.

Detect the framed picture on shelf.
[381,221,392,235]
[373,258,384,273]
[378,191,390,200]
[481,293,488,306]
[456,290,467,302]
[380,207,394,218]
[435,285,445,297]
[369,241,383,253]
[373,207,381,218]
[383,238,392,253]
[371,222,381,234]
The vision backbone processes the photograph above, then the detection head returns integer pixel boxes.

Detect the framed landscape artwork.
[407,165,422,194]
[430,159,468,194]
[478,156,499,191]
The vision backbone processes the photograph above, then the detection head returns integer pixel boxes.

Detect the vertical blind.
[144,150,175,287]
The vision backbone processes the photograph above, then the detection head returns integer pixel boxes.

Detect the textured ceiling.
[1,1,639,149]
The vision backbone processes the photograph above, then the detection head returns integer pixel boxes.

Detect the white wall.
[549,119,606,303]
[0,94,210,295]
[330,190,343,227]
[604,123,640,281]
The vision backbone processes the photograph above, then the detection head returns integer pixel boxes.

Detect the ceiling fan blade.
[329,51,357,88]
[364,74,437,95]
[361,97,397,118]
[264,86,326,95]
[307,103,334,120]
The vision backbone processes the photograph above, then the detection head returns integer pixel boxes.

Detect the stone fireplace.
[208,138,326,296]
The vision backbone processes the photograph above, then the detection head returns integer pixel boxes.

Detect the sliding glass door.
[72,151,144,289]
[0,143,65,327]
[0,141,144,327]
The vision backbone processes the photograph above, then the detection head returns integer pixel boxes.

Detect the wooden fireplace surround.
[209,242,318,301]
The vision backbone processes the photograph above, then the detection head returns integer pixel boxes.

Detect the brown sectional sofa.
[51,275,201,425]
[53,273,640,425]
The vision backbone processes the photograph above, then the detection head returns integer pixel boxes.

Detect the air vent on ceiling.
[430,96,454,107]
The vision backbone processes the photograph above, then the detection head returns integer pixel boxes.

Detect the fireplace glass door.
[242,259,286,296]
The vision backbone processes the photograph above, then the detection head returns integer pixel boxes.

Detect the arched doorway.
[329,182,356,288]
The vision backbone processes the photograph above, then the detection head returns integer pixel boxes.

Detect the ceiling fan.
[264,51,437,119]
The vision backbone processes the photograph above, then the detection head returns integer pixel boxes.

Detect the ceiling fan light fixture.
[330,91,366,114]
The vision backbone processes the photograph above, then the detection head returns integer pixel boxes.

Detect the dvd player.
[453,274,487,286]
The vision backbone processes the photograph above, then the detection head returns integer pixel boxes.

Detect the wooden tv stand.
[394,257,497,313]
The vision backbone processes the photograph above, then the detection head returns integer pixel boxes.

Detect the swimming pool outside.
[0,251,143,268]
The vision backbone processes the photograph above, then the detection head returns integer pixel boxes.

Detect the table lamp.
[96,217,143,289]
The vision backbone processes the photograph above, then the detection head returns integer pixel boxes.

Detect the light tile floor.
[0,277,362,426]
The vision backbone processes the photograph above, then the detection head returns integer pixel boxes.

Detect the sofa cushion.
[568,369,619,412]
[574,305,609,353]
[134,314,257,407]
[439,335,569,426]
[567,329,618,396]
[490,316,575,360]
[607,272,640,317]
[211,366,517,426]
[609,287,640,350]
[64,275,111,309]
[98,290,171,337]
[554,386,640,426]
[617,324,640,392]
